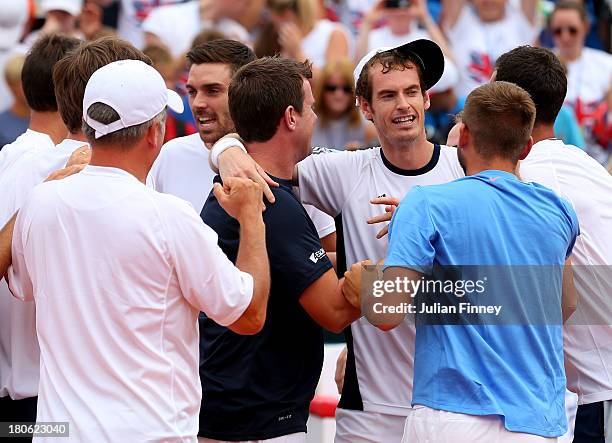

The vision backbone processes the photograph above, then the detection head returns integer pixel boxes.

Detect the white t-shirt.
[0,137,84,400]
[148,133,215,214]
[301,19,353,69]
[148,133,336,238]
[368,24,428,52]
[117,0,185,49]
[8,165,253,442]
[564,48,612,106]
[297,144,464,415]
[445,2,537,97]
[367,26,459,94]
[141,1,250,57]
[0,129,55,178]
[520,139,612,405]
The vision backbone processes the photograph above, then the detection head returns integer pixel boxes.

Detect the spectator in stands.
[440,0,538,97]
[312,58,376,149]
[266,0,352,70]
[549,1,611,161]
[90,0,186,49]
[0,0,29,113]
[0,56,29,148]
[142,0,265,57]
[356,0,452,61]
[25,0,84,43]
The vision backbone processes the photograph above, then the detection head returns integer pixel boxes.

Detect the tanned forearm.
[328,279,362,332]
[0,213,16,280]
[231,215,270,334]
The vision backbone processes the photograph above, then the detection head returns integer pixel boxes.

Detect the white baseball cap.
[41,0,84,16]
[0,0,28,50]
[83,59,184,139]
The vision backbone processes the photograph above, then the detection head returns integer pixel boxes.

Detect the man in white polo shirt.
[8,60,271,442]
[0,33,79,431]
[494,45,612,443]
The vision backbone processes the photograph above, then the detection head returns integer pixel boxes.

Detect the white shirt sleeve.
[304,204,336,238]
[8,203,34,302]
[297,148,366,217]
[162,197,254,327]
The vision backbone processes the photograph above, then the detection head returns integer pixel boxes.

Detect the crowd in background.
[0,0,610,162]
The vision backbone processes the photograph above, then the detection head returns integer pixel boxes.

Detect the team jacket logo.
[309,248,326,263]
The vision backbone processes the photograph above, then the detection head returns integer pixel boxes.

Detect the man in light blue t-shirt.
[375,81,579,442]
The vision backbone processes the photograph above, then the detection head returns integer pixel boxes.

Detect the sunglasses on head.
[325,84,353,94]
[552,26,578,36]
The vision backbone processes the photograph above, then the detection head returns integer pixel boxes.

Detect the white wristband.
[210,137,247,169]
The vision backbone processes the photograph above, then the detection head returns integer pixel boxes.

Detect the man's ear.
[458,122,469,149]
[423,91,430,111]
[283,106,298,131]
[359,97,374,122]
[518,136,533,160]
[146,119,165,149]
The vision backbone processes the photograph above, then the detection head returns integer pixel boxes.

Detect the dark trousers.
[0,396,37,442]
[574,401,606,443]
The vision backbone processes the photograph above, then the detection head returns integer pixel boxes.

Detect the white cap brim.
[167,89,184,114]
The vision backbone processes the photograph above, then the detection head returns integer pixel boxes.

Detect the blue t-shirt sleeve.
[561,200,580,259]
[385,186,436,273]
[264,194,333,300]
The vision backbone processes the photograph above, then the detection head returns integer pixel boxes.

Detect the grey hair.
[83,102,167,147]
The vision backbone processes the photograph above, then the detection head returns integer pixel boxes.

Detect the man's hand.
[217,143,279,204]
[45,164,87,182]
[213,178,265,222]
[335,346,348,395]
[343,259,372,309]
[65,145,91,168]
[367,196,400,239]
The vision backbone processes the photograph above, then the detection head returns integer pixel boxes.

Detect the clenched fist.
[213,177,265,222]
[343,259,373,309]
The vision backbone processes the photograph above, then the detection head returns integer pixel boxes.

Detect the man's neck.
[89,145,149,183]
[65,131,88,143]
[531,124,555,144]
[29,111,67,145]
[10,101,29,119]
[380,136,434,171]
[246,137,296,180]
[464,158,516,176]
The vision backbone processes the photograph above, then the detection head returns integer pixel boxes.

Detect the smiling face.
[360,62,429,148]
[186,62,235,146]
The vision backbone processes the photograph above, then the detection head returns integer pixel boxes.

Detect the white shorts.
[198,432,305,443]
[559,389,578,443]
[334,408,407,443]
[401,406,558,443]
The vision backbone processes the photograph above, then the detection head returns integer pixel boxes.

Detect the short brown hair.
[186,39,256,76]
[229,57,312,143]
[550,1,589,25]
[355,50,426,104]
[462,81,535,162]
[53,37,151,134]
[22,34,81,112]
